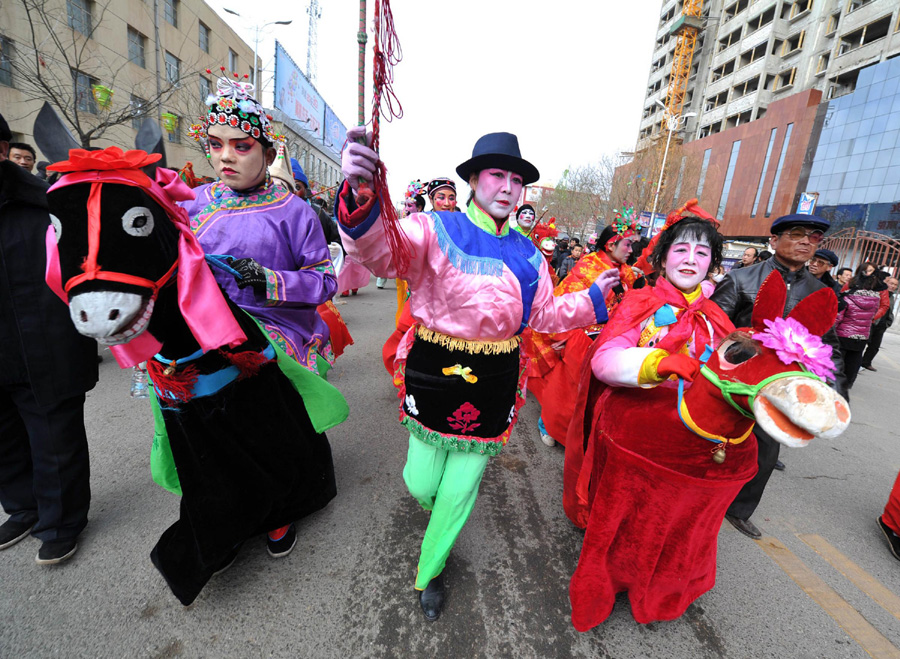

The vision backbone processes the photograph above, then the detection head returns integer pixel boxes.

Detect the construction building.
[626,0,900,240]
[0,0,341,192]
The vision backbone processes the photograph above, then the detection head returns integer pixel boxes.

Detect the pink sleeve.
[528,258,606,333]
[590,323,659,388]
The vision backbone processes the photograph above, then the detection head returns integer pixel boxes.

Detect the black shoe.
[863,364,877,372]
[725,514,762,539]
[773,460,786,471]
[418,574,445,622]
[0,518,37,550]
[35,538,78,565]
[878,516,900,561]
[267,524,297,558]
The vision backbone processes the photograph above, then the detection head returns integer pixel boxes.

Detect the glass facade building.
[806,57,900,237]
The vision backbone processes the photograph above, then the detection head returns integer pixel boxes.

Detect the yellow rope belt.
[415,325,520,355]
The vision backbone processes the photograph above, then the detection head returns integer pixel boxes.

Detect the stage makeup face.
[517,208,536,230]
[207,124,271,192]
[474,169,523,221]
[665,238,711,292]
[431,188,457,212]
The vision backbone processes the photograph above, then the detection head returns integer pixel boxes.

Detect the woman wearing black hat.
[337,127,619,621]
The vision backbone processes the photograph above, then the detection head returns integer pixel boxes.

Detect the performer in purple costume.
[183,75,338,375]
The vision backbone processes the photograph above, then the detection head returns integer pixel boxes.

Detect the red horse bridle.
[62,181,177,296]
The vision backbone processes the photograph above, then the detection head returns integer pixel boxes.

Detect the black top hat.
[456,132,539,185]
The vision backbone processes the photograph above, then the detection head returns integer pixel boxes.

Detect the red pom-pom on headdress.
[633,198,719,274]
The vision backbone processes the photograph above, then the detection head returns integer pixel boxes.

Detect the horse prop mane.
[568,272,850,630]
[44,147,343,607]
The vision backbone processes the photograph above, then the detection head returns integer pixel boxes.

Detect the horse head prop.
[44,147,245,366]
[681,272,850,458]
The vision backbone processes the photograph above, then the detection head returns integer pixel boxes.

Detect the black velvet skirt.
[399,333,522,455]
[149,362,336,606]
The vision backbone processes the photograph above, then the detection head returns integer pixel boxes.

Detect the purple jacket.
[835,289,880,340]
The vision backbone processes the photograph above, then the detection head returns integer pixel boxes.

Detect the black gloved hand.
[229,257,268,291]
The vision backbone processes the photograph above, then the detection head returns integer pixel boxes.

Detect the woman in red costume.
[525,214,642,447]
[564,207,752,629]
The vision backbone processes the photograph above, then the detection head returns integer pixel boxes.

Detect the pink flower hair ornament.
[756,316,836,380]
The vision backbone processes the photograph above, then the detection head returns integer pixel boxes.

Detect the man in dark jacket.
[0,113,98,564]
[807,248,841,295]
[710,213,847,540]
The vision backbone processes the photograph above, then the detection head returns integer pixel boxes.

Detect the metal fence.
[821,228,900,276]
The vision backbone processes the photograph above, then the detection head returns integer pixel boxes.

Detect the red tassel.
[146,360,200,403]
[219,349,273,380]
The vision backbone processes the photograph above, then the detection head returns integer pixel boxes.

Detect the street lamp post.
[649,100,696,230]
[223,9,292,97]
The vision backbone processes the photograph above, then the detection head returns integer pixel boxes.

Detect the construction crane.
[662,0,704,130]
[307,0,322,84]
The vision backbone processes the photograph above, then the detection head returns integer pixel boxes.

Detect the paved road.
[2,277,900,658]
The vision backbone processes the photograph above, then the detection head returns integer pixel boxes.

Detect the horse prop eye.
[122,207,154,237]
[49,214,63,243]
[723,340,758,365]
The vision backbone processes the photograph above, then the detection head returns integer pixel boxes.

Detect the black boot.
[418,574,445,622]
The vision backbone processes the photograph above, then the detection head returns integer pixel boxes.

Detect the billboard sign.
[797,192,819,215]
[273,41,323,140]
[323,105,347,154]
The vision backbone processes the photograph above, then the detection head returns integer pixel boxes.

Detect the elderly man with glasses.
[807,248,842,295]
[709,213,848,540]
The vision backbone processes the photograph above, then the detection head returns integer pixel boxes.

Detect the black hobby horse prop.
[44,147,346,606]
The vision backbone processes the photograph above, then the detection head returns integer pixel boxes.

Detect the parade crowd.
[0,73,895,630]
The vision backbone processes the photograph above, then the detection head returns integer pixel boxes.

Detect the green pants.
[403,434,490,590]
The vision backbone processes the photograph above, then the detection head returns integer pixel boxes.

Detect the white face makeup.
[474,169,524,221]
[664,238,712,292]
[517,209,536,230]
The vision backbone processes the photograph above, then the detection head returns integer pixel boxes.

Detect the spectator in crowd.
[557,244,584,280]
[807,248,841,294]
[756,250,772,263]
[0,113,98,565]
[836,267,853,287]
[8,143,36,173]
[552,236,571,270]
[835,266,885,388]
[861,275,896,372]
[733,246,758,269]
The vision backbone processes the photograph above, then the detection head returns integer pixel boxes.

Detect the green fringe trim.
[401,415,505,457]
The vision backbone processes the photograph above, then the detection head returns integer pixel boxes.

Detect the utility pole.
[153,0,162,122]
[306,0,321,85]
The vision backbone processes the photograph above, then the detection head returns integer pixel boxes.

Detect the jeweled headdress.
[189,69,282,146]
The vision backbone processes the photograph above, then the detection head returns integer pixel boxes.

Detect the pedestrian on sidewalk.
[710,213,847,540]
[834,267,884,388]
[0,112,98,565]
[337,128,620,621]
[861,276,896,372]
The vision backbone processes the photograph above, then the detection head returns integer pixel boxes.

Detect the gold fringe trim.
[415,325,520,355]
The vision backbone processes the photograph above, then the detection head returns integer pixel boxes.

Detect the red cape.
[561,279,758,628]
[563,277,735,528]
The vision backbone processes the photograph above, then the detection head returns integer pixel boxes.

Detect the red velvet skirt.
[570,386,758,630]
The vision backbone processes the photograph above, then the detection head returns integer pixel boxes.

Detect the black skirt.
[399,331,524,455]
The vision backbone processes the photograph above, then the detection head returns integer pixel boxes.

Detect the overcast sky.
[207,0,663,201]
